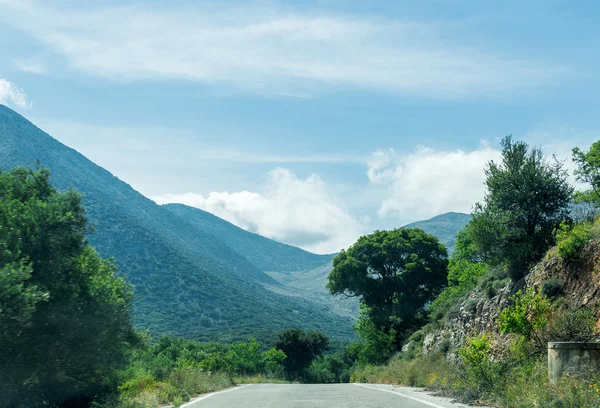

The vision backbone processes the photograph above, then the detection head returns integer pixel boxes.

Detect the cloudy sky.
[1,0,598,253]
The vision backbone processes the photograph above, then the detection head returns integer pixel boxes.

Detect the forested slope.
[165,203,335,272]
[0,104,354,341]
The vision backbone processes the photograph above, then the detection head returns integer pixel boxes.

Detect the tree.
[573,141,600,205]
[0,168,135,408]
[467,136,572,280]
[327,228,448,350]
[274,328,330,381]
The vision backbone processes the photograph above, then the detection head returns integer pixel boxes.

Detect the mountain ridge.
[0,104,354,341]
[164,203,335,273]
[403,212,471,253]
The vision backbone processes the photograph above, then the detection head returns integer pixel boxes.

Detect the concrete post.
[548,342,600,384]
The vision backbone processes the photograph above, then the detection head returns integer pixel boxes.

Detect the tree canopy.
[0,168,136,408]
[466,136,572,280]
[327,228,448,351]
[573,141,600,205]
[274,328,330,381]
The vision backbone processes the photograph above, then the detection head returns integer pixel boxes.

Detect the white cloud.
[0,1,564,98]
[369,133,600,223]
[153,168,367,254]
[0,78,31,108]
[368,143,502,221]
[14,59,47,74]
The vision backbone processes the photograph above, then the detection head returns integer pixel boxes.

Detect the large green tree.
[274,328,330,381]
[466,136,572,280]
[327,228,448,352]
[0,168,135,408]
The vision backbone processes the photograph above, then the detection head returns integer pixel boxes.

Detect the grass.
[352,353,600,408]
[106,372,292,407]
[112,370,235,408]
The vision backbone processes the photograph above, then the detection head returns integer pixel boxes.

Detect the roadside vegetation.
[0,168,330,408]
[346,138,600,407]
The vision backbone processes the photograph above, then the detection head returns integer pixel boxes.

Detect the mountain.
[164,204,358,318]
[164,204,335,272]
[163,206,472,320]
[0,104,354,342]
[403,212,471,253]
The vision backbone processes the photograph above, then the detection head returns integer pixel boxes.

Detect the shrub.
[430,260,489,317]
[484,281,496,298]
[307,355,347,383]
[555,221,593,261]
[408,330,424,345]
[446,301,463,321]
[459,334,505,397]
[350,353,460,391]
[440,338,452,354]
[464,298,478,315]
[541,278,564,298]
[498,289,551,351]
[542,305,596,342]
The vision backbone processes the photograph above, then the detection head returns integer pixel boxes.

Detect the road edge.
[179,384,252,407]
[353,383,450,408]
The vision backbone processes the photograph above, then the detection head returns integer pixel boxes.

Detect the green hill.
[403,212,471,253]
[0,104,354,342]
[164,203,335,272]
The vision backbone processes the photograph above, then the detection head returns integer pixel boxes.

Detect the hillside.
[0,104,354,341]
[403,212,471,253]
[421,236,600,356]
[164,203,335,272]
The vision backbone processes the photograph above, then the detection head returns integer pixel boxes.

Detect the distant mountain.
[403,212,471,253]
[164,204,335,272]
[0,104,353,341]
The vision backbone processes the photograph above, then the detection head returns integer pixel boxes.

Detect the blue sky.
[1,0,598,253]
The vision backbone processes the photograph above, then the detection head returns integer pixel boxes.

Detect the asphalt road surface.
[183,384,481,408]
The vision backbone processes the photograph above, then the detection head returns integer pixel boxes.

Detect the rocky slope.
[420,238,600,356]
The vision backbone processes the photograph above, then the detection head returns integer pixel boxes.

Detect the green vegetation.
[165,204,335,272]
[327,228,448,360]
[541,277,564,298]
[429,228,490,317]
[555,220,595,261]
[354,293,600,407]
[573,140,600,205]
[498,288,551,351]
[274,328,330,381]
[347,137,600,407]
[103,336,287,408]
[467,136,573,280]
[0,168,136,408]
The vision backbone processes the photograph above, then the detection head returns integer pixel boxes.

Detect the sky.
[1,0,599,254]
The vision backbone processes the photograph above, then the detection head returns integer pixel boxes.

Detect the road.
[183,383,479,408]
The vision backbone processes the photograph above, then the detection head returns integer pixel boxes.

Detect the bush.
[459,334,505,397]
[104,335,287,407]
[430,259,489,317]
[542,305,596,343]
[464,298,479,315]
[350,353,460,391]
[555,221,593,261]
[484,281,496,298]
[307,355,347,383]
[541,278,564,298]
[498,288,551,351]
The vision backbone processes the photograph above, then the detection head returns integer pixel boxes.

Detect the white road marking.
[353,383,450,408]
[181,384,252,407]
